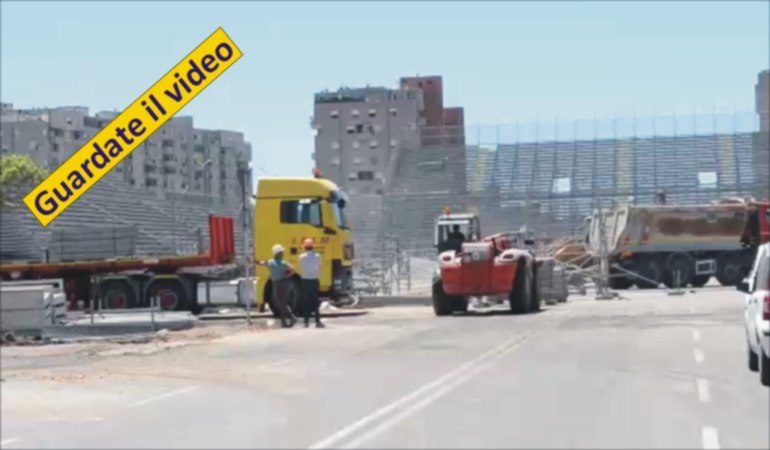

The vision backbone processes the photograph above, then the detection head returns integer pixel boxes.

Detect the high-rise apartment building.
[311,87,424,195]
[400,75,465,146]
[0,103,252,204]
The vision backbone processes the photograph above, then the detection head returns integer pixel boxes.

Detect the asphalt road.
[1,286,768,449]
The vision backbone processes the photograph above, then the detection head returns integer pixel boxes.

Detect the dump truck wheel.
[609,276,633,290]
[509,263,533,314]
[664,254,694,289]
[432,279,453,316]
[716,256,742,286]
[634,256,662,289]
[691,275,710,288]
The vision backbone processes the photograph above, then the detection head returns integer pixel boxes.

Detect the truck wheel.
[509,263,533,314]
[100,280,135,309]
[264,283,281,319]
[452,296,469,313]
[664,254,694,289]
[691,275,710,288]
[287,278,303,317]
[147,280,188,311]
[748,344,759,372]
[432,279,454,316]
[609,276,633,290]
[633,256,662,289]
[716,256,742,286]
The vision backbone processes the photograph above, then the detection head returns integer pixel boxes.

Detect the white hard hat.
[272,244,285,256]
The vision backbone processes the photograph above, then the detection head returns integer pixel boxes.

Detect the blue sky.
[1,1,768,177]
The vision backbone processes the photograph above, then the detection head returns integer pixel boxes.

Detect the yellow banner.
[24,28,242,227]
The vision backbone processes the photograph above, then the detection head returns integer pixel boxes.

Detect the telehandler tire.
[510,262,534,314]
[432,279,454,316]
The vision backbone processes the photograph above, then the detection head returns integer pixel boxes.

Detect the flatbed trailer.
[0,215,235,312]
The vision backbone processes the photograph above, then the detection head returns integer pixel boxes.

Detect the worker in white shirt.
[299,238,324,328]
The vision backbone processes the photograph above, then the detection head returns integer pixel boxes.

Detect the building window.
[369,140,378,149]
[330,110,339,118]
[390,108,397,116]
[346,125,356,134]
[390,139,398,148]
[698,171,717,189]
[552,177,571,194]
[353,157,363,166]
[368,109,376,118]
[351,109,360,117]
[146,178,158,187]
[331,158,340,166]
[352,141,360,149]
[358,171,374,181]
[356,124,364,134]
[72,130,83,140]
[348,172,357,181]
[331,142,340,150]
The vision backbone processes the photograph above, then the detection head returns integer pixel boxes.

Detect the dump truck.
[432,210,541,316]
[589,200,770,289]
[0,215,236,312]
[253,177,354,315]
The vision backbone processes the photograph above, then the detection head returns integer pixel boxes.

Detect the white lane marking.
[696,378,711,402]
[694,348,705,364]
[701,426,720,449]
[692,329,701,341]
[341,335,532,449]
[127,385,199,408]
[1,438,21,446]
[308,332,533,449]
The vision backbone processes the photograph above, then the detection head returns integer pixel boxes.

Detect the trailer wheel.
[147,280,188,311]
[432,278,454,316]
[633,256,663,289]
[100,280,135,309]
[691,275,710,288]
[509,262,533,314]
[716,255,742,286]
[664,254,694,289]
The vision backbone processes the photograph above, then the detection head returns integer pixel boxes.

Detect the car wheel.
[452,296,469,313]
[691,275,710,288]
[633,256,663,289]
[748,344,759,372]
[510,263,533,314]
[760,350,770,387]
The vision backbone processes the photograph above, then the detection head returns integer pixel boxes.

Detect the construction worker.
[258,244,297,328]
[299,238,324,328]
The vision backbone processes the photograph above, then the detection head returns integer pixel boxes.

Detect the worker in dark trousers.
[260,244,297,328]
[299,238,324,328]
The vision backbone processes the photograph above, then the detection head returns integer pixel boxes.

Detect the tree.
[0,154,47,207]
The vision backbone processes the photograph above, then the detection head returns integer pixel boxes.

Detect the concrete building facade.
[1,103,252,206]
[756,69,769,132]
[311,87,424,195]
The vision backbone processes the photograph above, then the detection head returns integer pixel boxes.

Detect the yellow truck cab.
[254,177,354,313]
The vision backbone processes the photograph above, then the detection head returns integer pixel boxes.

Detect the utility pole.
[595,205,614,300]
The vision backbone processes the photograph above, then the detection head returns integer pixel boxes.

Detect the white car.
[740,243,770,387]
